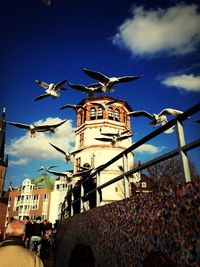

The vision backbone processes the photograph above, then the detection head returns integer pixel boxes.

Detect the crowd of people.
[23,216,57,259]
[0,216,58,267]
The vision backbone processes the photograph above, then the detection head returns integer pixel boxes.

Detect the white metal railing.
[61,102,200,219]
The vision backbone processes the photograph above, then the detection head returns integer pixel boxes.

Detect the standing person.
[24,216,34,249]
[29,216,44,257]
[42,222,53,259]
[0,219,44,267]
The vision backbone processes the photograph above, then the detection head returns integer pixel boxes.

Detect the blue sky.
[1,0,200,189]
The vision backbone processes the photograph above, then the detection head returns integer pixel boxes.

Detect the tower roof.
[78,96,133,112]
[32,173,55,189]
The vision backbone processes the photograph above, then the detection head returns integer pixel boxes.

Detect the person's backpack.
[33,223,43,236]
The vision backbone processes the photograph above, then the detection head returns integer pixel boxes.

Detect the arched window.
[90,108,96,120]
[80,132,84,146]
[115,109,120,121]
[97,107,103,119]
[80,111,85,124]
[108,107,114,120]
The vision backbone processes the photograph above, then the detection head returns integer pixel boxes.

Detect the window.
[76,157,81,172]
[80,132,84,146]
[33,195,38,200]
[115,109,120,121]
[97,107,103,119]
[81,111,85,124]
[141,182,147,188]
[90,108,96,120]
[108,107,114,120]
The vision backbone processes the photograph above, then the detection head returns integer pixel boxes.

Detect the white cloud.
[6,117,76,164]
[9,158,29,166]
[135,144,165,154]
[112,4,200,56]
[162,74,200,92]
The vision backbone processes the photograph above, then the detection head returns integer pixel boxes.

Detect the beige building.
[72,96,135,204]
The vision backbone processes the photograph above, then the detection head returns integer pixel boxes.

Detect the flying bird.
[34,79,67,101]
[195,119,200,123]
[82,67,141,93]
[7,119,67,137]
[45,169,74,181]
[68,82,103,97]
[36,165,58,172]
[43,0,51,5]
[59,104,87,112]
[90,100,118,110]
[127,108,183,133]
[49,142,83,163]
[95,132,133,147]
[100,130,132,137]
[76,163,105,177]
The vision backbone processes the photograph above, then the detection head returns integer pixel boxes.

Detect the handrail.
[61,102,200,219]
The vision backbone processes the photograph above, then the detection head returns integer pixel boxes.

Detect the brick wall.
[0,202,7,231]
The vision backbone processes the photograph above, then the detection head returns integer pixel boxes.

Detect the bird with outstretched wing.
[82,67,141,93]
[7,119,67,137]
[49,142,84,163]
[59,104,87,112]
[34,79,67,101]
[68,82,103,98]
[128,108,183,134]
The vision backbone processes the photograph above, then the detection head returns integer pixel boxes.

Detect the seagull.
[82,67,141,93]
[127,108,183,133]
[34,79,67,101]
[68,82,103,97]
[75,163,105,177]
[59,104,87,112]
[45,169,74,181]
[100,130,132,137]
[49,142,84,163]
[95,133,133,147]
[36,165,58,172]
[7,119,67,137]
[90,100,118,110]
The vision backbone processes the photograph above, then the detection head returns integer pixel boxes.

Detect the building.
[0,107,8,199]
[72,96,135,204]
[6,174,54,223]
[49,175,73,223]
[0,107,8,231]
[5,172,75,224]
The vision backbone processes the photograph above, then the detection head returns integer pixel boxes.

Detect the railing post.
[96,171,101,207]
[123,153,129,198]
[80,184,84,212]
[176,120,191,182]
[70,192,74,216]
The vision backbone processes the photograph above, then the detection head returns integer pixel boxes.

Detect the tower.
[0,106,8,198]
[73,96,134,204]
